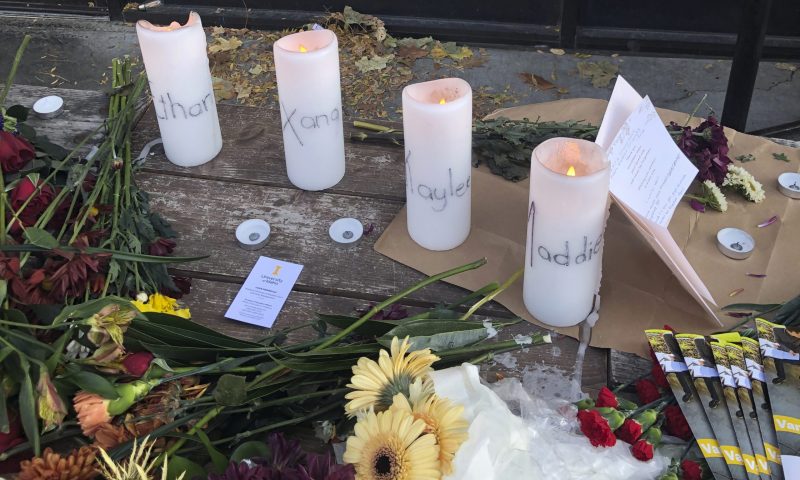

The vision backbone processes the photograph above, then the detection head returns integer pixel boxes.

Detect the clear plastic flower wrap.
[430,363,667,480]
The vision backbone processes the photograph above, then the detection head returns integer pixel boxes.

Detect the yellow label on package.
[721,445,744,465]
[742,454,759,475]
[697,438,723,458]
[774,415,800,435]
[765,442,782,464]
[756,454,769,474]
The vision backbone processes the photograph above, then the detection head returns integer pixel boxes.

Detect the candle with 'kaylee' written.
[524,138,610,327]
[402,78,472,251]
[136,12,222,167]
[273,29,345,191]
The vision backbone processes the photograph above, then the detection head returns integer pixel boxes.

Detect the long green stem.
[460,269,522,320]
[0,35,31,106]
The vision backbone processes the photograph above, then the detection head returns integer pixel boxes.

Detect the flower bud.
[37,371,67,431]
[112,157,123,170]
[575,398,595,410]
[107,379,158,416]
[594,407,625,430]
[643,426,662,446]
[633,408,658,431]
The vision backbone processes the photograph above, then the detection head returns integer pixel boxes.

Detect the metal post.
[107,0,124,21]
[721,0,773,131]
[559,0,579,49]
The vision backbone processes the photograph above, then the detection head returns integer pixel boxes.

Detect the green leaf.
[17,357,40,455]
[0,279,6,307]
[196,429,228,473]
[61,370,119,399]
[45,330,73,372]
[166,455,206,480]
[379,319,490,351]
[231,441,269,462]
[773,152,790,162]
[213,374,247,406]
[23,228,59,249]
[318,313,398,336]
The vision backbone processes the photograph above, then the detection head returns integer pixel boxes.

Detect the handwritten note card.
[225,256,303,328]
[597,76,717,319]
[606,96,698,227]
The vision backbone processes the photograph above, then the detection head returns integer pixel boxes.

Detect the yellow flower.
[344,408,440,480]
[131,293,191,319]
[345,336,439,417]
[88,303,138,347]
[390,393,469,475]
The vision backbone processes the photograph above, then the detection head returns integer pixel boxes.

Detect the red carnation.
[577,409,616,447]
[122,351,154,377]
[615,418,643,444]
[631,439,654,461]
[680,459,703,480]
[595,386,619,408]
[0,131,35,174]
[664,404,692,440]
[635,378,661,404]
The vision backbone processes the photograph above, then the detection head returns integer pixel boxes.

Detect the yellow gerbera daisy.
[345,337,439,416]
[131,293,191,319]
[390,393,468,475]
[344,408,441,480]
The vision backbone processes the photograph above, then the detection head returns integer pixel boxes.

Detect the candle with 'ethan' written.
[136,12,222,167]
[273,29,345,191]
[524,138,610,327]
[402,78,472,251]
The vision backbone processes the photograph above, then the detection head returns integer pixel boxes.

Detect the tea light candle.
[523,138,610,327]
[32,95,64,119]
[778,172,800,199]
[402,78,472,251]
[235,219,271,250]
[716,228,754,260]
[273,29,345,191]
[136,12,222,167]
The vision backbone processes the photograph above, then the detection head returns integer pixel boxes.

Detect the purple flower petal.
[746,273,767,278]
[726,312,752,318]
[757,215,779,228]
[690,199,706,212]
[363,223,375,236]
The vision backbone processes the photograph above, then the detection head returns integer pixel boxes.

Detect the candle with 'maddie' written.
[524,138,610,327]
[273,29,345,191]
[136,12,222,167]
[402,78,472,251]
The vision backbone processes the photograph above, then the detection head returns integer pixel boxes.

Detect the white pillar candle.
[136,12,222,167]
[273,29,345,191]
[523,138,610,327]
[402,78,472,251]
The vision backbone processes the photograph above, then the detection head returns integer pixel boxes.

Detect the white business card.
[224,256,303,328]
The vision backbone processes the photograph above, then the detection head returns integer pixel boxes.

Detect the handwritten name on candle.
[528,200,603,267]
[281,102,341,147]
[154,92,214,121]
[405,151,471,212]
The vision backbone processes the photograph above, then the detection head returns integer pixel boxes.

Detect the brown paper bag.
[375,99,800,356]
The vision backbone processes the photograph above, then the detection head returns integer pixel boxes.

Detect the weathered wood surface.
[14,83,737,389]
[6,84,107,150]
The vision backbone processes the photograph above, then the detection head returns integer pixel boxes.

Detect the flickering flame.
[299,45,308,53]
[439,98,447,105]
[566,165,576,176]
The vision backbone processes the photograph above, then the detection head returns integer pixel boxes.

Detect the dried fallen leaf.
[729,288,744,297]
[776,62,797,72]
[212,76,235,101]
[577,61,619,88]
[397,46,428,62]
[209,36,243,54]
[550,48,566,56]
[518,73,556,90]
[354,54,395,73]
[248,65,264,75]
